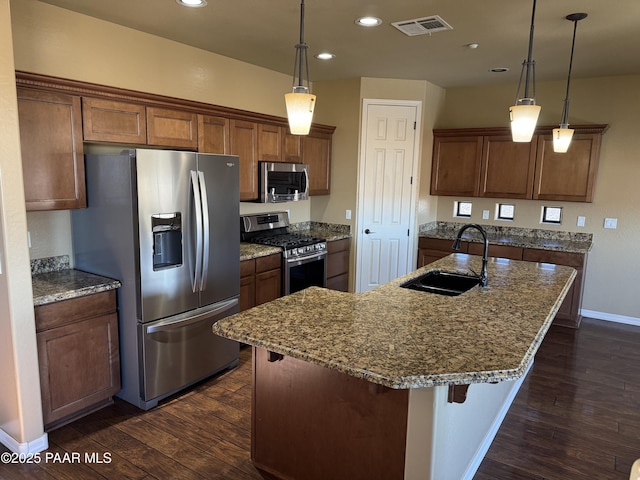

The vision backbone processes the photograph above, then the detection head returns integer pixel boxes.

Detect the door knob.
[364,228,374,234]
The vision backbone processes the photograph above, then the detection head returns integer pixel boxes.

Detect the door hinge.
[407,229,410,236]
[410,176,413,185]
[413,121,417,130]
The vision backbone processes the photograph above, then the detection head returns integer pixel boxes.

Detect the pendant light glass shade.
[510,0,540,142]
[553,13,587,153]
[285,88,316,135]
[510,104,541,142]
[552,127,574,153]
[285,0,316,135]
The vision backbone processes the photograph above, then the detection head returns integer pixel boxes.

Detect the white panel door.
[357,102,419,293]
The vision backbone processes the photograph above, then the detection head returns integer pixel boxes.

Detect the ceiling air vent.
[392,15,453,36]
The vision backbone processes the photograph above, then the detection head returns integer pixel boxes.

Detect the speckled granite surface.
[32,269,121,306]
[31,255,71,275]
[213,253,575,389]
[420,221,592,254]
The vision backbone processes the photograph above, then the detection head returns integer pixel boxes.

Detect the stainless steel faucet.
[452,224,489,288]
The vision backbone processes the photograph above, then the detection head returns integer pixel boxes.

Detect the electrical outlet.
[345,209,352,220]
[482,210,490,220]
[604,217,618,229]
[577,216,586,227]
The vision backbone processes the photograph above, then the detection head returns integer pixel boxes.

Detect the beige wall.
[0,0,45,450]
[432,75,640,319]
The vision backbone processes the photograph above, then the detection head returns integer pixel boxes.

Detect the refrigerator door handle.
[198,170,210,292]
[190,170,203,293]
[146,297,239,333]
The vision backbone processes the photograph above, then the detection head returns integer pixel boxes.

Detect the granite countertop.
[213,253,575,390]
[32,269,121,306]
[420,222,592,254]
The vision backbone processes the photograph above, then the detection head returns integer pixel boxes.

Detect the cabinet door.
[258,124,282,161]
[480,135,536,199]
[231,120,259,201]
[198,114,230,154]
[256,269,281,306]
[82,97,147,144]
[533,133,601,202]
[37,312,120,427]
[327,239,350,292]
[17,88,86,211]
[467,243,523,260]
[282,130,303,163]
[430,136,483,196]
[146,107,198,149]
[303,130,332,195]
[240,259,257,312]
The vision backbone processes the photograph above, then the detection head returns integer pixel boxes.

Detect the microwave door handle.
[190,170,203,293]
[302,166,309,195]
[198,170,210,292]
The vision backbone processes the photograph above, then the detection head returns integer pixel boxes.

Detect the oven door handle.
[286,251,327,266]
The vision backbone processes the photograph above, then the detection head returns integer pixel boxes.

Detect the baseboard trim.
[581,309,640,327]
[0,429,48,454]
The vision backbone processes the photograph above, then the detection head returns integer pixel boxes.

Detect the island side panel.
[252,347,410,480]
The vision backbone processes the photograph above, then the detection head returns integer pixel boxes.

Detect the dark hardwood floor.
[2,318,640,479]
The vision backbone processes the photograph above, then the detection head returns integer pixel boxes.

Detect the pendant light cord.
[560,19,579,126]
[522,0,537,99]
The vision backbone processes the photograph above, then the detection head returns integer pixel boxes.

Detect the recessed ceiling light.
[490,67,509,73]
[315,52,336,60]
[176,0,207,7]
[355,16,382,27]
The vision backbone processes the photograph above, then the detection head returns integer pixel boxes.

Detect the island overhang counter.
[213,253,576,480]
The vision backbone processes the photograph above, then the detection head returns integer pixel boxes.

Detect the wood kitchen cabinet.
[17,87,86,211]
[417,237,465,268]
[533,132,602,203]
[326,238,351,292]
[231,120,260,201]
[197,114,230,154]
[240,253,282,311]
[146,106,198,149]
[282,130,303,163]
[35,290,120,430]
[522,248,587,328]
[303,128,332,196]
[81,97,147,144]
[258,123,282,161]
[431,125,607,202]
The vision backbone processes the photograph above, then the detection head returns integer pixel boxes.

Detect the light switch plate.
[482,210,490,220]
[345,209,352,220]
[604,217,618,229]
[577,216,586,227]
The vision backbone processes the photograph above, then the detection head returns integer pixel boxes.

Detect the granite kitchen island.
[213,253,576,480]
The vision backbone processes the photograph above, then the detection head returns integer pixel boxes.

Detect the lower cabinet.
[240,253,282,311]
[327,238,351,292]
[417,237,586,328]
[35,290,120,431]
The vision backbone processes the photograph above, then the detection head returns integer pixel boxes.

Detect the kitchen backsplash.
[31,254,70,275]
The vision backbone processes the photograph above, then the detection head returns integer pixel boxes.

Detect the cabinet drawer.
[256,254,281,273]
[241,259,256,277]
[418,237,465,253]
[35,290,117,333]
[522,249,585,268]
[327,238,350,254]
[468,243,523,260]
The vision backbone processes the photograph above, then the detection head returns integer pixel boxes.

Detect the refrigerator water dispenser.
[152,213,183,269]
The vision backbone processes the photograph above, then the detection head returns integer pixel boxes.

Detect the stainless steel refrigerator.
[72,149,240,410]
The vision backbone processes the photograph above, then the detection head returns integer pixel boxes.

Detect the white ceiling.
[37,0,640,88]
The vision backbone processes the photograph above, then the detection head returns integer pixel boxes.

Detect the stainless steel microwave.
[259,162,309,203]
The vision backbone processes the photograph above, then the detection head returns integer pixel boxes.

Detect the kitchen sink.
[400,270,481,296]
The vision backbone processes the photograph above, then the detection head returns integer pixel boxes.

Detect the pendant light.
[284,0,316,135]
[509,0,541,143]
[553,13,588,153]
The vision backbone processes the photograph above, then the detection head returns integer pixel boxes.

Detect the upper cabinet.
[17,87,86,211]
[231,120,259,201]
[82,97,147,144]
[197,114,230,154]
[146,107,198,149]
[15,72,335,207]
[303,128,333,196]
[431,125,608,202]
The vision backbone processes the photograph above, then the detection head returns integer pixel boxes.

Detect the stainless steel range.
[241,212,327,295]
